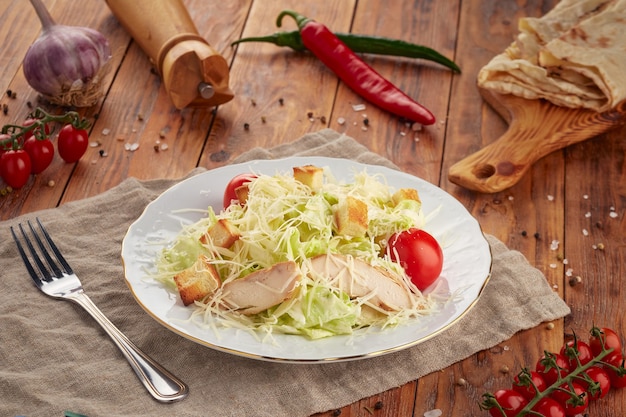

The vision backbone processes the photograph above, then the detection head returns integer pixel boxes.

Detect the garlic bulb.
[23,0,112,107]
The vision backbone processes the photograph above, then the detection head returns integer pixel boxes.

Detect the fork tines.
[11,218,73,285]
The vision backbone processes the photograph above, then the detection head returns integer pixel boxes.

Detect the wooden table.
[2,0,624,415]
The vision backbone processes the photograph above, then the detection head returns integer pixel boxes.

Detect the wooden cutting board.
[448,89,626,193]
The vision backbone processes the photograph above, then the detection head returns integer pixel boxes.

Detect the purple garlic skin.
[23,24,112,105]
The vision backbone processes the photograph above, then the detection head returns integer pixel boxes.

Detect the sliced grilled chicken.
[309,254,415,311]
[221,261,302,315]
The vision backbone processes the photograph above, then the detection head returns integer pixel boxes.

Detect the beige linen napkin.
[0,129,570,417]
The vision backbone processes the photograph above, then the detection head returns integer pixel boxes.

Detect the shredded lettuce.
[153,166,436,339]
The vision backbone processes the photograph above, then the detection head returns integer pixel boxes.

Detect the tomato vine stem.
[0,107,91,150]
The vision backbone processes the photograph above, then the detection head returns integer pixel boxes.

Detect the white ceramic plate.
[122,157,491,363]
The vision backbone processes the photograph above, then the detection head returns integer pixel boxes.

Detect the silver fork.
[11,218,189,403]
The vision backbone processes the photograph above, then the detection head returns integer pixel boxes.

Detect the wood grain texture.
[0,0,624,415]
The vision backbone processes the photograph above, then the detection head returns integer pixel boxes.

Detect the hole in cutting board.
[472,163,496,179]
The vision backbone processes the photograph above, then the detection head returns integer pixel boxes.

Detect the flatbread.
[477,0,626,112]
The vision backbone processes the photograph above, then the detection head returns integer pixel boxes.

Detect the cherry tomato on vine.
[0,133,11,153]
[0,149,31,188]
[57,124,88,163]
[22,117,51,136]
[581,365,611,400]
[532,397,566,417]
[23,136,54,174]
[606,367,626,389]
[387,228,443,291]
[536,352,570,386]
[488,389,528,417]
[589,327,623,367]
[223,173,258,209]
[550,382,589,416]
[560,339,594,372]
[512,370,547,401]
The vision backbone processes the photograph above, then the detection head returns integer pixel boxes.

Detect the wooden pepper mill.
[106,0,234,109]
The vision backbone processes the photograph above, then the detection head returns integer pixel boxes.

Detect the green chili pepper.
[231,30,460,73]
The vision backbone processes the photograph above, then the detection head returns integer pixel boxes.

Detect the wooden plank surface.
[1,0,624,415]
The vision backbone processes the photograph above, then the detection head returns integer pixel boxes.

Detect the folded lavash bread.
[477,0,626,112]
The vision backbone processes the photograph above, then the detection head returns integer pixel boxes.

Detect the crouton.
[391,188,421,206]
[334,196,368,237]
[293,165,324,191]
[235,184,250,205]
[174,255,222,306]
[200,219,240,248]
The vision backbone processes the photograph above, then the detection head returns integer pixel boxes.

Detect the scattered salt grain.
[547,194,555,201]
[411,122,423,132]
[585,212,591,218]
[89,141,100,148]
[609,211,618,219]
[582,229,589,236]
[565,268,574,277]
[399,131,406,136]
[424,409,442,417]
[549,263,557,269]
[550,240,560,250]
[352,104,366,112]
[583,194,589,199]
[101,128,111,135]
[125,142,140,151]
[337,117,346,125]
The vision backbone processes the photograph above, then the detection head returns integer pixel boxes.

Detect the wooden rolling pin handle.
[448,92,626,193]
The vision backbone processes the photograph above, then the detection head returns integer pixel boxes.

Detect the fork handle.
[70,291,189,402]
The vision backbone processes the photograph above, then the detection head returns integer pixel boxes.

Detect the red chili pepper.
[277,10,435,125]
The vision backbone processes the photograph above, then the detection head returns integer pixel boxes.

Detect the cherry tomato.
[0,149,31,188]
[57,124,88,163]
[581,365,611,400]
[488,389,528,417]
[0,133,11,153]
[550,382,589,415]
[22,117,51,136]
[387,228,443,291]
[23,136,54,174]
[512,370,547,401]
[532,397,566,417]
[606,367,626,389]
[536,352,570,386]
[560,339,594,372]
[589,327,623,367]
[223,173,257,209]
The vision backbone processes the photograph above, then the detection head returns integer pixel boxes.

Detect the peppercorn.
[243,123,250,130]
